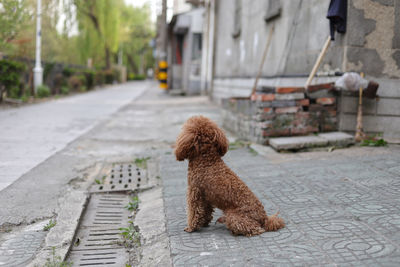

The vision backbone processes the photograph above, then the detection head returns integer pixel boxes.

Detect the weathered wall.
[211,0,400,139]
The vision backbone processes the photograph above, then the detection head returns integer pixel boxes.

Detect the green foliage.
[361,138,387,147]
[0,59,25,99]
[0,0,30,51]
[94,70,105,86]
[103,69,115,84]
[83,70,95,89]
[68,75,83,91]
[95,175,106,184]
[134,157,151,169]
[128,73,146,81]
[36,85,51,98]
[9,86,21,99]
[43,247,72,267]
[119,223,140,246]
[43,219,57,231]
[44,63,56,82]
[62,67,75,78]
[120,4,155,73]
[229,140,249,150]
[61,86,69,95]
[125,196,139,211]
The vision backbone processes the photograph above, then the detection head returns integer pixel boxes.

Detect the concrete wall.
[209,0,400,139]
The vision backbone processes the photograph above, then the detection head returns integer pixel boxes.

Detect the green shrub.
[61,86,69,95]
[44,62,55,81]
[62,67,75,77]
[104,69,114,84]
[77,74,86,87]
[94,71,105,86]
[128,73,146,81]
[79,85,87,92]
[21,94,29,102]
[68,75,83,91]
[0,59,25,100]
[84,70,95,89]
[36,85,50,98]
[9,86,21,99]
[133,74,145,80]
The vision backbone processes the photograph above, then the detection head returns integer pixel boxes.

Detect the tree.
[0,0,31,51]
[120,4,154,74]
[74,0,121,68]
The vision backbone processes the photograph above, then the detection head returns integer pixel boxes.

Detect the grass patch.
[248,146,258,156]
[43,219,56,231]
[228,140,249,150]
[134,156,151,169]
[95,175,106,184]
[229,140,258,156]
[125,195,139,211]
[119,223,141,246]
[361,138,387,147]
[42,247,72,267]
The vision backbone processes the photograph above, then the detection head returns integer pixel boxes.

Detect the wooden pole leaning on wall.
[251,24,275,96]
[355,72,366,142]
[304,36,331,89]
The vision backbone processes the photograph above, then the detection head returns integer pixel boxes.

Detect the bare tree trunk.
[105,46,111,69]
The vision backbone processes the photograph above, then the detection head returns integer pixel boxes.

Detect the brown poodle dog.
[175,115,285,236]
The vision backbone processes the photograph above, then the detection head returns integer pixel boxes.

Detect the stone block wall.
[221,83,339,144]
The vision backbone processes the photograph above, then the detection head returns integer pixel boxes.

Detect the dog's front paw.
[184,227,195,233]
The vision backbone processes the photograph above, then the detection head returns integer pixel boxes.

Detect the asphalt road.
[0,82,149,191]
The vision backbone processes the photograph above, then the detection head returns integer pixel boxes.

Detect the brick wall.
[221,83,339,144]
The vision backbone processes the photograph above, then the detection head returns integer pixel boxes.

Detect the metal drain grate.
[68,194,131,266]
[90,164,147,193]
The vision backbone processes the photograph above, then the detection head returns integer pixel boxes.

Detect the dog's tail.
[264,211,285,232]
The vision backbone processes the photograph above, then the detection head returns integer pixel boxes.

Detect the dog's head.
[174,116,229,161]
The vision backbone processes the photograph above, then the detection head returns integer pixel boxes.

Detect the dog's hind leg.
[224,211,265,236]
[185,187,213,232]
[200,203,214,227]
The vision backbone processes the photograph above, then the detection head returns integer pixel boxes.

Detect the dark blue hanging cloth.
[327,0,347,40]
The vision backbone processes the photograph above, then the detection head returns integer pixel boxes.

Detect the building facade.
[199,0,400,140]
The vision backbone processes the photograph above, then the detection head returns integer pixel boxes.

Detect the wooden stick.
[251,24,275,96]
[355,72,366,142]
[305,36,331,89]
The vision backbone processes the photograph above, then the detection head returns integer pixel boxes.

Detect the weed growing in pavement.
[125,196,139,211]
[134,156,151,169]
[95,175,106,184]
[248,146,258,156]
[229,140,249,150]
[361,137,387,147]
[119,223,141,246]
[229,140,258,155]
[43,219,56,231]
[41,247,72,267]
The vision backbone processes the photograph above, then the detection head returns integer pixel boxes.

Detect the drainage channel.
[67,163,146,267]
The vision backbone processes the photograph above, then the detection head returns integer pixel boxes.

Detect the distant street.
[0,82,150,191]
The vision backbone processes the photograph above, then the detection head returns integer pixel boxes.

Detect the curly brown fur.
[175,116,285,236]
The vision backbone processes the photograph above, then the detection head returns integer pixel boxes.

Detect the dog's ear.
[175,128,198,161]
[214,127,229,157]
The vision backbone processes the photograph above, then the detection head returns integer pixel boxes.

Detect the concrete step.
[269,132,355,151]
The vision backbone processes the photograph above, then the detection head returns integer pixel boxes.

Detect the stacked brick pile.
[221,83,339,145]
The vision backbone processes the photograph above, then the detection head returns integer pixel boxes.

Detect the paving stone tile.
[161,147,400,266]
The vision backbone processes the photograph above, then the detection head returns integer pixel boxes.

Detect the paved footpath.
[161,142,400,266]
[0,81,149,191]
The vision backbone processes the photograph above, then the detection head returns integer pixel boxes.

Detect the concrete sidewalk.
[161,139,400,265]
